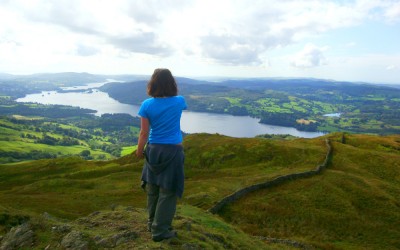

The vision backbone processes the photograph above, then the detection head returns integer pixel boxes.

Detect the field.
[0,111,140,163]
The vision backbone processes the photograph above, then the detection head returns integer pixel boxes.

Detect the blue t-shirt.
[138,96,187,144]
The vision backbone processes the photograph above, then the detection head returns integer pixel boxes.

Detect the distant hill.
[2,73,400,134]
[99,77,400,134]
[0,72,148,87]
[0,133,399,249]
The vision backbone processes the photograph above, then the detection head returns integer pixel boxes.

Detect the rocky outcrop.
[61,230,88,250]
[209,139,332,214]
[0,223,34,250]
[256,236,314,249]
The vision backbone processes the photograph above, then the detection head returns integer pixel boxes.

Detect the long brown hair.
[147,68,178,97]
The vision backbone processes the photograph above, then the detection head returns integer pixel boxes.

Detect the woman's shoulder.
[175,95,186,101]
[142,97,155,104]
[140,98,155,109]
[176,95,187,109]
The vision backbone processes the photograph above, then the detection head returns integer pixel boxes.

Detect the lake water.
[324,113,341,117]
[16,84,325,138]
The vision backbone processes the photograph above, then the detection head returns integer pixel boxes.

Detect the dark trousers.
[147,183,177,237]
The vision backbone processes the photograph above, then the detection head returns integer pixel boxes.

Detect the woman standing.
[136,68,187,242]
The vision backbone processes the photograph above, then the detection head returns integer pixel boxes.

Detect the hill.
[0,133,399,249]
[0,113,140,163]
[99,78,400,134]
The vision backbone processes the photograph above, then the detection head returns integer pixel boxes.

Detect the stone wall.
[208,139,332,214]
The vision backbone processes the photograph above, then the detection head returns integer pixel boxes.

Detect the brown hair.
[147,68,178,97]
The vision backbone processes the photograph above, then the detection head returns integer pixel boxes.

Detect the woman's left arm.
[136,117,150,158]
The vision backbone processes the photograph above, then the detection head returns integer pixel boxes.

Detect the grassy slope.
[219,134,400,250]
[183,133,327,209]
[0,117,113,162]
[0,133,399,249]
[27,205,289,250]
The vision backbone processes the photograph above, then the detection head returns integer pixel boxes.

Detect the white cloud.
[383,1,400,22]
[0,0,399,83]
[76,44,99,57]
[0,0,377,65]
[386,65,397,70]
[345,42,357,47]
[291,44,328,69]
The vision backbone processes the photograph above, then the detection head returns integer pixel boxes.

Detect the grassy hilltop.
[0,133,399,249]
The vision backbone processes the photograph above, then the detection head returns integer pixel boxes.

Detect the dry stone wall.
[208,139,332,214]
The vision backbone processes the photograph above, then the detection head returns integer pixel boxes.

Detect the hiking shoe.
[152,230,177,242]
[148,225,173,233]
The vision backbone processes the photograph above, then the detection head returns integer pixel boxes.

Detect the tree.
[80,150,91,157]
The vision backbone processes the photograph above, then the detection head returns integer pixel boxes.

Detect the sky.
[0,0,399,83]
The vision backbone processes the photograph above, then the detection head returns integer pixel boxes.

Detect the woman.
[136,68,187,242]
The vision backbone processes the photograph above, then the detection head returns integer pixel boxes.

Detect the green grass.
[219,133,400,250]
[21,204,289,250]
[121,145,137,156]
[0,133,399,249]
[0,140,110,158]
[0,116,128,162]
[222,97,242,105]
[182,133,327,208]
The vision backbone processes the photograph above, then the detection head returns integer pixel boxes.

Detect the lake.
[16,84,325,138]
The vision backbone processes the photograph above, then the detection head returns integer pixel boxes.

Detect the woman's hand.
[136,117,149,159]
[135,149,144,159]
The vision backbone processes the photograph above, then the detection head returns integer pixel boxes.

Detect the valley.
[0,100,140,163]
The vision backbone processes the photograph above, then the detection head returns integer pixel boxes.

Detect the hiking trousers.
[147,183,177,237]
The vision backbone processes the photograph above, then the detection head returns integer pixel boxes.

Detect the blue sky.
[0,0,399,83]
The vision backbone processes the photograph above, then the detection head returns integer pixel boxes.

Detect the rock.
[94,230,138,248]
[51,224,72,234]
[125,206,135,211]
[93,235,102,242]
[93,231,139,248]
[113,230,139,246]
[89,211,100,217]
[95,237,115,248]
[182,243,203,250]
[0,223,34,250]
[42,212,55,220]
[205,233,230,248]
[61,231,88,250]
[117,225,129,231]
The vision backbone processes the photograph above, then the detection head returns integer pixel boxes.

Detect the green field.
[0,112,140,163]
[121,145,137,156]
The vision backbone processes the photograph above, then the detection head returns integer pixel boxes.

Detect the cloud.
[1,0,172,56]
[291,44,328,68]
[0,0,399,82]
[125,0,190,26]
[385,4,400,22]
[107,32,172,56]
[185,0,370,65]
[2,0,396,63]
[200,34,262,65]
[386,65,397,70]
[345,42,357,47]
[76,44,99,57]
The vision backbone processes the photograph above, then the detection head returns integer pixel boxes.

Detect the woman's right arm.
[136,117,149,158]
